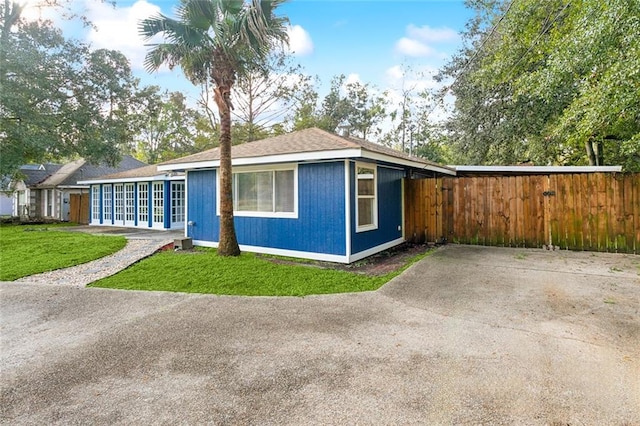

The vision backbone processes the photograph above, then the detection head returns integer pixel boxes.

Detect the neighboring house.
[151,127,454,263]
[0,177,14,216]
[12,156,146,223]
[78,164,186,230]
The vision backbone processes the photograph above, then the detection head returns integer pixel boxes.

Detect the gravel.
[13,239,172,287]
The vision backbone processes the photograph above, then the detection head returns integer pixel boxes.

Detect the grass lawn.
[0,224,127,281]
[91,248,431,296]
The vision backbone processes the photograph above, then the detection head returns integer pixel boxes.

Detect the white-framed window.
[152,182,164,225]
[91,186,100,222]
[103,184,112,222]
[171,182,185,223]
[356,163,377,232]
[219,165,297,218]
[114,184,124,222]
[138,183,149,225]
[124,183,135,222]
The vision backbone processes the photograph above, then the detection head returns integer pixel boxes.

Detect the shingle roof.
[37,155,147,187]
[20,164,63,186]
[85,164,169,181]
[160,127,451,172]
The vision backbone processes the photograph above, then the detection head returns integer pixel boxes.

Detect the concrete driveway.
[1,245,639,424]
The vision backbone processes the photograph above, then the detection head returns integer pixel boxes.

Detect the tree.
[140,0,289,256]
[131,87,205,163]
[440,0,640,170]
[231,51,302,142]
[1,10,139,177]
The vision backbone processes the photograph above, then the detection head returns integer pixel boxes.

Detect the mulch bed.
[259,242,436,276]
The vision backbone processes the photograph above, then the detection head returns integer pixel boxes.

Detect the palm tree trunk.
[217,87,240,256]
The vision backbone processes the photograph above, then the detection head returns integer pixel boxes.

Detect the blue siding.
[350,163,405,255]
[187,162,347,256]
[99,185,103,224]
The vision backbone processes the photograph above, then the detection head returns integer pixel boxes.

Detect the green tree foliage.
[140,0,289,256]
[441,0,640,170]
[131,86,213,163]
[0,3,139,176]
[288,74,387,140]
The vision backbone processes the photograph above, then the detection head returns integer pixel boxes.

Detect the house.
[154,127,455,263]
[11,156,146,223]
[78,164,186,230]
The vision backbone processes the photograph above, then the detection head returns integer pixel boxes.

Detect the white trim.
[216,163,298,219]
[192,240,350,263]
[348,237,405,263]
[344,160,351,259]
[452,165,622,173]
[158,148,455,176]
[362,150,457,175]
[355,162,378,233]
[77,175,183,185]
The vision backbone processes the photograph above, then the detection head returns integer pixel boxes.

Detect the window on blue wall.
[229,167,297,218]
[356,163,377,232]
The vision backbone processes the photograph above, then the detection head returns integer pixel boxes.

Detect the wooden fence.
[404,173,640,254]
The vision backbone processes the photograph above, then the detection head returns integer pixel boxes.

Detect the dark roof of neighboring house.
[159,127,454,174]
[19,163,63,186]
[81,164,177,182]
[37,155,147,187]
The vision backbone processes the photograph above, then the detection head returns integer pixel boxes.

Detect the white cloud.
[394,24,458,58]
[344,73,362,86]
[86,0,162,71]
[286,25,314,56]
[406,24,459,43]
[395,37,436,58]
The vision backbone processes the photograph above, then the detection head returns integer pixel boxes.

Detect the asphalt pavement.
[1,245,639,425]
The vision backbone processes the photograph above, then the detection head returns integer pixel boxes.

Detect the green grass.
[91,248,431,296]
[0,224,127,281]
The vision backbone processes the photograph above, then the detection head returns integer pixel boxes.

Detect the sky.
[24,0,474,129]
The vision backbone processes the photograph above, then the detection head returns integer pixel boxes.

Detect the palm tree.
[140,0,288,256]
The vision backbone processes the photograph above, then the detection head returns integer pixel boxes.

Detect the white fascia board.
[57,185,89,189]
[453,165,623,173]
[362,150,456,176]
[158,149,363,171]
[77,175,174,185]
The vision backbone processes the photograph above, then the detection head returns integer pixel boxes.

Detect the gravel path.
[14,239,172,287]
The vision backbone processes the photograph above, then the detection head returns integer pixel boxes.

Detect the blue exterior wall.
[350,162,405,255]
[187,162,347,256]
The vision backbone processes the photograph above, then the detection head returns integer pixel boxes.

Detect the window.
[229,167,296,217]
[91,186,100,222]
[152,182,164,225]
[138,183,148,225]
[114,184,123,222]
[356,163,377,231]
[171,182,185,223]
[124,183,135,222]
[46,189,54,217]
[103,184,112,222]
